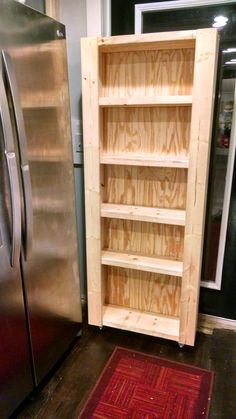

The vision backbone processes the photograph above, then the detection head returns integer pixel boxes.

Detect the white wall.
[59,0,87,120]
[58,0,110,300]
[59,0,87,299]
[86,0,111,36]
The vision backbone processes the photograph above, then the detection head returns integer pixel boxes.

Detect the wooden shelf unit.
[81,29,219,346]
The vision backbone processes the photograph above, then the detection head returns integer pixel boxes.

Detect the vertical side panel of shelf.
[81,38,102,326]
[180,29,219,346]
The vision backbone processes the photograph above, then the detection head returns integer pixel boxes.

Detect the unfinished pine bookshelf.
[81,29,219,346]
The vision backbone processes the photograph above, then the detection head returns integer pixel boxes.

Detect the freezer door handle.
[0,64,21,267]
[2,51,33,261]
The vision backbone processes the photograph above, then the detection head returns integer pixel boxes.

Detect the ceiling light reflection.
[223,48,236,54]
[212,15,228,28]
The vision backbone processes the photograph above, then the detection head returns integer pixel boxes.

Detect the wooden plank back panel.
[101,49,194,97]
[102,106,191,157]
[81,37,103,326]
[105,267,181,317]
[180,29,219,346]
[103,165,187,209]
[103,219,184,260]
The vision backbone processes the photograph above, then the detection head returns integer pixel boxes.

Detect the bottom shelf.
[103,305,180,342]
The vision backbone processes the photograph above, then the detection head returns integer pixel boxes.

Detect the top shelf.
[99,96,193,107]
[98,30,196,53]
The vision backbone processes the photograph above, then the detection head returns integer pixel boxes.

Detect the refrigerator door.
[0,1,82,385]
[0,61,33,418]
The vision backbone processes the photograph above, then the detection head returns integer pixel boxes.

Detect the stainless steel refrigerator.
[0,2,82,417]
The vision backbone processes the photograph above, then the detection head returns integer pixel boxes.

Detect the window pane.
[143,4,236,40]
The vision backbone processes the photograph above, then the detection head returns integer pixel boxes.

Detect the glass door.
[131,0,236,318]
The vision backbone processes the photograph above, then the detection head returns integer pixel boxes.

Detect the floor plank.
[12,309,236,419]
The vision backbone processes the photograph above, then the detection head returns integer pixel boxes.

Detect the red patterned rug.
[79,347,214,419]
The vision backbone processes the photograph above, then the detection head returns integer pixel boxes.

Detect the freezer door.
[1,2,82,384]
[0,67,33,418]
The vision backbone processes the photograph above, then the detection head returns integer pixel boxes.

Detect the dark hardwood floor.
[12,314,236,419]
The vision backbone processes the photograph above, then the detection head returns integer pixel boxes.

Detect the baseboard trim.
[198,313,236,335]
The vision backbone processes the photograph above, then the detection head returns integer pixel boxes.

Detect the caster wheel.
[99,326,103,331]
[178,343,184,349]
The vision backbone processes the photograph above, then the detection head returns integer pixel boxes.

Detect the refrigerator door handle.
[2,51,33,261]
[0,63,21,267]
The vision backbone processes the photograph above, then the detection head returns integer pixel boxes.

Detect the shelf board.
[101,203,186,226]
[100,153,189,168]
[99,96,192,107]
[103,305,180,341]
[98,30,196,51]
[102,251,183,277]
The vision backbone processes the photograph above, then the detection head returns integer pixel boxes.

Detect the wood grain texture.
[103,219,184,260]
[105,267,181,316]
[98,29,196,51]
[102,251,183,277]
[102,106,191,157]
[103,166,187,209]
[179,29,219,346]
[103,305,180,341]
[81,37,102,326]
[101,204,186,226]
[99,96,192,106]
[100,154,189,168]
[99,40,195,54]
[101,49,194,97]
